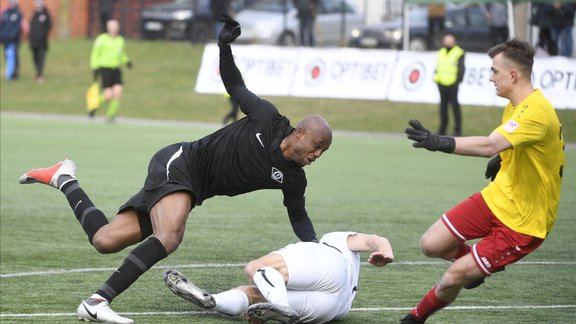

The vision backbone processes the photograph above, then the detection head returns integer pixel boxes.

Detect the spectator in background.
[434,34,465,137]
[547,1,575,57]
[293,0,318,47]
[29,0,52,83]
[481,2,509,46]
[98,0,116,33]
[532,3,558,56]
[0,0,23,80]
[222,94,241,125]
[427,3,445,49]
[90,19,132,123]
[210,0,231,40]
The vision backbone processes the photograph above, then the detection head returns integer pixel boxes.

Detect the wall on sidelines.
[195,44,576,109]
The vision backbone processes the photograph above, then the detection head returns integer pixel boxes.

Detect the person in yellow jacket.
[90,19,132,123]
[434,33,465,136]
[402,38,565,323]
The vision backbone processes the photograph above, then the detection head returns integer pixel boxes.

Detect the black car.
[141,0,247,42]
[349,5,497,53]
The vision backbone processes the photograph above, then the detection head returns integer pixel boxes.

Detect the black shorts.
[118,143,196,237]
[100,67,122,88]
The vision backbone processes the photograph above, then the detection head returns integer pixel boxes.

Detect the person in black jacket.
[210,0,231,39]
[18,13,333,324]
[29,0,52,83]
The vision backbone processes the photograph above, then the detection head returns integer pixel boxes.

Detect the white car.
[234,0,364,47]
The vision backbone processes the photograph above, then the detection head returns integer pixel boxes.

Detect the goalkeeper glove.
[218,14,241,45]
[485,154,502,181]
[405,119,455,153]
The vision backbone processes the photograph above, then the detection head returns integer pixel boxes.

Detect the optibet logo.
[402,61,427,91]
[271,167,284,184]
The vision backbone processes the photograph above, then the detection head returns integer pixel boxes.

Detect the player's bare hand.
[368,252,394,267]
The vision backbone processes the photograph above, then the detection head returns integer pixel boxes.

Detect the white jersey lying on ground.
[272,231,361,323]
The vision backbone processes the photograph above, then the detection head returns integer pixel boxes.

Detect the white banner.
[291,48,396,100]
[195,44,299,96]
[195,44,576,109]
[532,56,576,110]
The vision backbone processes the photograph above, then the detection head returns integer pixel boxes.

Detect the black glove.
[92,69,100,81]
[218,14,241,45]
[126,61,133,69]
[485,154,502,181]
[405,119,455,153]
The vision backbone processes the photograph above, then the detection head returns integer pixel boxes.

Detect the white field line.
[1,261,575,278]
[1,305,575,319]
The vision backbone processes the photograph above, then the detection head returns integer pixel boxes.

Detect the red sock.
[451,242,471,261]
[410,285,450,321]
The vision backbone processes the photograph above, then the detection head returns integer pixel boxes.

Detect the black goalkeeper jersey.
[177,43,316,242]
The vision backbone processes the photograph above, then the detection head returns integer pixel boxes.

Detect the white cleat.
[163,269,216,309]
[245,302,299,324]
[19,159,77,190]
[76,296,134,324]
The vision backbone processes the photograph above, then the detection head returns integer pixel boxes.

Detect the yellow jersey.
[90,33,129,70]
[481,89,565,239]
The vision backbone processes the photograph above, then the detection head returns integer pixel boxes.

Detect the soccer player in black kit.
[19,14,332,324]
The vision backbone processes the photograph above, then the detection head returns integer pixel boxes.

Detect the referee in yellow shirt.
[401,38,565,323]
[90,19,132,123]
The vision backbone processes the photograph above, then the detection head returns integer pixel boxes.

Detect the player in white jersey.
[164,231,394,323]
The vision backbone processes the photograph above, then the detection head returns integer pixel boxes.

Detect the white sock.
[252,266,289,307]
[89,293,107,302]
[213,290,249,316]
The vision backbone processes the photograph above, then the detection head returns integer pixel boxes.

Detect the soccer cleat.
[19,159,76,190]
[400,313,425,323]
[163,269,216,309]
[76,295,134,324]
[245,302,299,324]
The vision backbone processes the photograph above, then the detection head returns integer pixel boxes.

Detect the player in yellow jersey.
[401,38,565,323]
[90,19,132,123]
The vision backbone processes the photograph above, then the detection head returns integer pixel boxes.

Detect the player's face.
[490,53,514,99]
[293,128,331,167]
[107,21,120,36]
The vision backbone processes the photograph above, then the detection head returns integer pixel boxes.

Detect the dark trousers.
[222,98,240,125]
[438,84,461,136]
[32,46,47,78]
[490,26,509,46]
[299,15,315,47]
[428,17,445,49]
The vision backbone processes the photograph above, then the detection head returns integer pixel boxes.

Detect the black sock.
[61,180,109,244]
[96,236,168,302]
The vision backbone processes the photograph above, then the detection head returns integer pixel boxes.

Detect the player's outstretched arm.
[218,14,245,97]
[405,119,512,157]
[404,119,455,153]
[347,233,394,267]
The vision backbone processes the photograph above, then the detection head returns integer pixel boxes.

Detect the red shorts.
[442,192,544,275]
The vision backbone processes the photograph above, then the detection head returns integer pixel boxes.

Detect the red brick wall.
[6,0,172,40]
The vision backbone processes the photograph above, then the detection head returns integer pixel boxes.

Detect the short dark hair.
[488,38,534,76]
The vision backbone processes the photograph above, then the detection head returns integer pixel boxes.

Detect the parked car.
[349,4,497,53]
[234,0,364,46]
[141,0,247,42]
